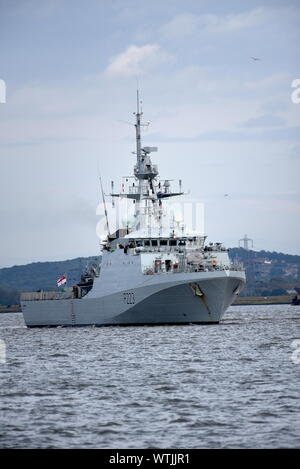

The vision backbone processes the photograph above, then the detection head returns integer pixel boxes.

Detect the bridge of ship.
[107,235,237,275]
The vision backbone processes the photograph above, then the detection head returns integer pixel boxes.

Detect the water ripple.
[0,304,300,448]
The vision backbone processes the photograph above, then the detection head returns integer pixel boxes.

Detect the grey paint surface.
[22,251,245,326]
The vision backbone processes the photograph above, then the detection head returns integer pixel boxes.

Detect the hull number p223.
[123,292,135,304]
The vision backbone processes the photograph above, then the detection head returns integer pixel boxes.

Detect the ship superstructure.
[21,93,246,327]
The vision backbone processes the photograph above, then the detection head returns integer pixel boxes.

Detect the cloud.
[202,7,268,34]
[162,7,271,39]
[144,126,300,143]
[240,114,286,128]
[162,13,199,39]
[106,44,170,77]
[244,73,290,90]
[289,144,300,160]
[5,0,63,19]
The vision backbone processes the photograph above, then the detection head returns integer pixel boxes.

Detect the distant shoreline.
[233,294,295,306]
[0,305,21,313]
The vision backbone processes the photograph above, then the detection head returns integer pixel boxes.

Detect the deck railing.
[21,290,75,301]
[143,262,244,275]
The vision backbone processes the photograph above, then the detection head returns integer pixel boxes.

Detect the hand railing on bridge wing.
[143,262,244,275]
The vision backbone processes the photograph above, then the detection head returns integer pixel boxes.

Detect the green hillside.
[0,256,100,306]
[229,248,300,296]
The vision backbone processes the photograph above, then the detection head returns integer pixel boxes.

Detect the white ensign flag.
[57,274,67,287]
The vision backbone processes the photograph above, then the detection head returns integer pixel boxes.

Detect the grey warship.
[21,93,246,327]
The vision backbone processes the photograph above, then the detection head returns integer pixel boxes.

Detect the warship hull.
[22,270,245,327]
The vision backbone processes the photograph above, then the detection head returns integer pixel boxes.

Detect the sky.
[0,0,299,267]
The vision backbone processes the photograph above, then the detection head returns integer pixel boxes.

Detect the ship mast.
[135,89,142,167]
[134,89,143,230]
[110,90,184,235]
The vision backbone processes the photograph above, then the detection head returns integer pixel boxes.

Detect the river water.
[0,305,300,449]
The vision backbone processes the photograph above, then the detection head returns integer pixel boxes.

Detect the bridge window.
[160,239,168,246]
[169,239,177,246]
[144,240,150,247]
[151,240,158,247]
